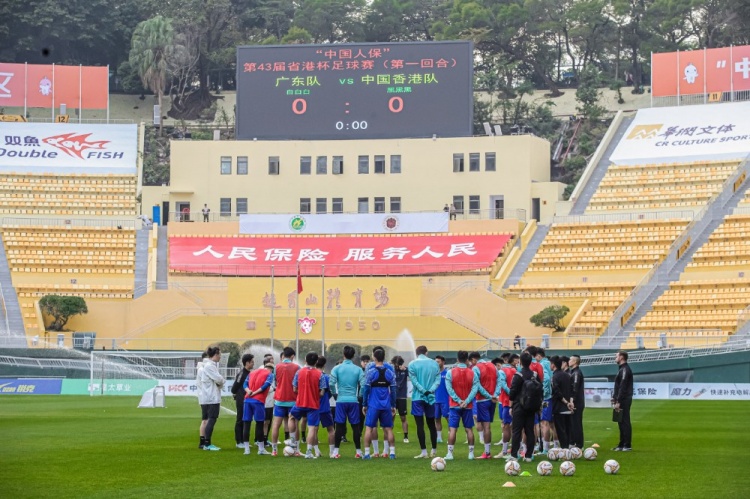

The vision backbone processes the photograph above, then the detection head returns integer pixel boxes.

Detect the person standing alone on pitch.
[232,353,254,449]
[198,346,225,451]
[507,352,542,463]
[197,351,209,449]
[445,350,480,461]
[408,345,440,459]
[612,350,633,451]
[568,355,585,448]
[270,347,300,456]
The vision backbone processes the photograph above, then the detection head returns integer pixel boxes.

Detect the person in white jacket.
[199,346,225,451]
[197,352,209,449]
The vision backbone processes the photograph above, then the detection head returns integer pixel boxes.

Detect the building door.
[532,198,541,222]
[162,201,170,225]
[490,196,505,219]
[177,201,191,222]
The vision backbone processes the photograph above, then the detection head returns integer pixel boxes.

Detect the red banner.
[169,234,512,276]
[651,45,750,97]
[0,63,108,109]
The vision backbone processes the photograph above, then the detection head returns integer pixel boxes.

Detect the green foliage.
[530,305,570,331]
[325,343,361,366]
[575,66,606,120]
[38,295,88,332]
[130,15,174,132]
[215,341,241,367]
[116,61,147,94]
[361,344,397,361]
[281,26,313,45]
[291,339,324,358]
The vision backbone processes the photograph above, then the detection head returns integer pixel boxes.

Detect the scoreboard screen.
[236,41,473,140]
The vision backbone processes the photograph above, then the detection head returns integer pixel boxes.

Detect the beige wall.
[145,134,560,223]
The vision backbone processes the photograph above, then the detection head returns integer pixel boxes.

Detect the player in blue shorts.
[408,345,440,459]
[330,346,365,458]
[434,355,449,443]
[361,348,397,459]
[534,347,554,454]
[315,356,336,458]
[445,350,480,460]
[494,353,517,458]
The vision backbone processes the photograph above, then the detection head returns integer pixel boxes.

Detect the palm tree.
[129,15,174,135]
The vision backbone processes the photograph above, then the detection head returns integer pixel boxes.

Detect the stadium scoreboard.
[236,41,473,140]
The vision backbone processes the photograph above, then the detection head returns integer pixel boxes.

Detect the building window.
[469,195,480,214]
[374,155,386,174]
[469,153,480,172]
[220,156,232,175]
[332,198,343,214]
[358,155,369,174]
[374,197,386,213]
[268,156,280,175]
[390,155,401,173]
[358,197,368,213]
[316,197,327,214]
[316,156,327,174]
[390,197,401,213]
[220,198,231,217]
[453,153,464,172]
[236,198,248,215]
[485,152,496,171]
[333,156,344,175]
[237,156,248,175]
[300,198,311,214]
[300,156,311,175]
[453,195,464,215]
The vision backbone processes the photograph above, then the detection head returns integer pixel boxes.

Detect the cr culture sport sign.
[0,123,137,173]
[610,101,750,165]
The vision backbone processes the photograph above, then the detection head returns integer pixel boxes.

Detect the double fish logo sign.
[42,132,110,159]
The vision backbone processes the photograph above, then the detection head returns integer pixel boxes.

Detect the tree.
[129,15,174,135]
[39,295,88,331]
[215,341,241,367]
[530,305,570,332]
[575,66,606,120]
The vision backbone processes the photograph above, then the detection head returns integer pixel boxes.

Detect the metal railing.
[1,217,137,229]
[580,338,750,366]
[652,90,750,108]
[170,262,495,277]
[169,208,528,224]
[553,210,694,225]
[27,118,135,124]
[0,283,10,337]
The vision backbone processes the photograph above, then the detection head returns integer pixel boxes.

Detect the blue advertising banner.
[0,378,62,395]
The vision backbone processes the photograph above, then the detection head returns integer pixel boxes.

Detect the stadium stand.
[587,160,741,212]
[0,173,136,216]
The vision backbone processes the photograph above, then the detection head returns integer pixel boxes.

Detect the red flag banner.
[169,234,512,276]
[297,265,303,293]
[0,63,108,109]
[652,45,750,97]
[0,63,26,107]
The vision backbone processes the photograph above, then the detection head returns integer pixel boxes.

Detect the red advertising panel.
[0,64,107,109]
[705,47,732,93]
[732,45,750,92]
[169,234,512,276]
[0,63,26,107]
[25,64,54,108]
[677,50,704,95]
[81,66,109,109]
[651,52,678,97]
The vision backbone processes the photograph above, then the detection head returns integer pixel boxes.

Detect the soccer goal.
[89,350,203,396]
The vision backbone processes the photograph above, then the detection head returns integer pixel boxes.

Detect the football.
[431,457,446,472]
[559,448,571,461]
[604,459,620,474]
[537,460,553,476]
[583,447,598,460]
[505,460,521,476]
[282,445,296,457]
[569,446,583,460]
[559,460,576,476]
[547,448,560,461]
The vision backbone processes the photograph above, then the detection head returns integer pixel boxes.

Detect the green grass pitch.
[1,397,748,498]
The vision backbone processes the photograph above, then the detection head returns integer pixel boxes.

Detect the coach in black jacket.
[508,352,537,461]
[231,354,255,447]
[569,355,585,448]
[612,350,634,451]
[550,356,575,449]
